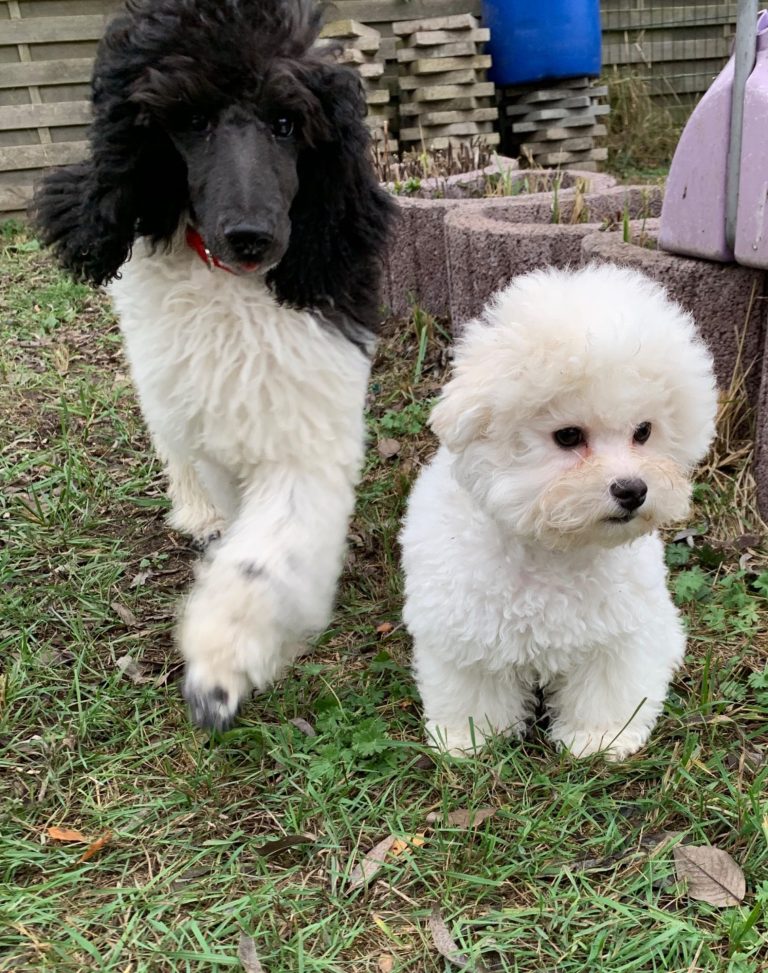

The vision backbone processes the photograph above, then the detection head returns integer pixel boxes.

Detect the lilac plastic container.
[659,10,768,268]
[735,14,768,267]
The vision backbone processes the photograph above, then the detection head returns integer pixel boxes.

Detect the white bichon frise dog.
[400,264,718,760]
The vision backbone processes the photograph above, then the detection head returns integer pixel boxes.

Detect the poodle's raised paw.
[182,668,248,731]
[551,724,650,761]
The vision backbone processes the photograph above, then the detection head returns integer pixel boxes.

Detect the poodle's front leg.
[178,463,355,730]
[546,620,685,760]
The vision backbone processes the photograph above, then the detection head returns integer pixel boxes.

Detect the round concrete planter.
[445,185,661,325]
[583,222,768,516]
[383,164,616,317]
[581,221,766,401]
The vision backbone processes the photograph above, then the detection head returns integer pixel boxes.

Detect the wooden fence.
[0,0,739,216]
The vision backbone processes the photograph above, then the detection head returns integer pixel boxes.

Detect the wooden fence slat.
[0,140,88,171]
[603,36,732,66]
[325,0,480,26]
[0,58,93,89]
[0,15,111,45]
[0,100,91,130]
[602,4,738,31]
[0,183,32,211]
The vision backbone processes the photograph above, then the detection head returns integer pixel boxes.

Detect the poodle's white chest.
[108,245,369,474]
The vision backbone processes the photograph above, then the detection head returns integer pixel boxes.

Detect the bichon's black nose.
[610,478,648,512]
[223,224,273,261]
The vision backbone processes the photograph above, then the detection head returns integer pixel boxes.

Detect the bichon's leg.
[178,463,355,730]
[546,619,685,760]
[415,649,534,756]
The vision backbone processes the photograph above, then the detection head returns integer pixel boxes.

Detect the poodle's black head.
[32,0,393,334]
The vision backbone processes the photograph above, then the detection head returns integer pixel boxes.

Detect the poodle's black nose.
[223,224,273,262]
[610,478,648,512]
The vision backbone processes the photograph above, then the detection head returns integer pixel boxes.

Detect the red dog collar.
[185,225,234,274]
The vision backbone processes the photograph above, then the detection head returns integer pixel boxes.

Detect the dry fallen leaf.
[348,835,397,889]
[673,844,746,906]
[238,933,265,973]
[289,717,316,737]
[46,826,88,843]
[377,954,394,973]
[376,622,394,636]
[116,655,152,685]
[377,438,401,460]
[390,834,426,857]
[428,907,488,972]
[111,601,138,627]
[426,807,496,830]
[254,833,316,857]
[129,568,154,588]
[78,831,113,863]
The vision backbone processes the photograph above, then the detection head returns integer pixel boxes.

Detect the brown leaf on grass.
[390,834,426,857]
[377,955,394,973]
[288,717,316,737]
[376,622,394,636]
[53,344,70,375]
[46,826,88,843]
[78,831,113,863]
[129,568,154,588]
[426,807,496,830]
[732,533,763,551]
[428,907,488,972]
[348,835,397,889]
[238,933,265,973]
[116,655,152,685]
[254,833,316,857]
[673,844,746,906]
[377,438,401,459]
[111,601,138,627]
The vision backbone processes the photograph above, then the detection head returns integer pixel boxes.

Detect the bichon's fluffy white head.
[431,264,718,551]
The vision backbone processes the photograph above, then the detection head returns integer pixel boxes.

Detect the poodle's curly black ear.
[269,60,394,335]
[31,12,187,286]
[32,157,137,286]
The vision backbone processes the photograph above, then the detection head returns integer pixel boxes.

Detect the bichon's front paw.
[425,718,522,757]
[426,719,487,757]
[551,724,650,761]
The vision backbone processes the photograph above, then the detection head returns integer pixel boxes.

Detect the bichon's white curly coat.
[400,264,718,759]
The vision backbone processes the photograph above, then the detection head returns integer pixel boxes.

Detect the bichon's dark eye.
[633,421,652,444]
[553,427,586,449]
[272,115,294,139]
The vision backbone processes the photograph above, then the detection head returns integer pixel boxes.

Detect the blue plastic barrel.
[481,0,602,86]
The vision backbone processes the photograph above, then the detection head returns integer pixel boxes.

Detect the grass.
[1,220,767,973]
[604,71,682,183]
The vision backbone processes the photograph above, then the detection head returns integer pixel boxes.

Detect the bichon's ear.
[429,379,490,452]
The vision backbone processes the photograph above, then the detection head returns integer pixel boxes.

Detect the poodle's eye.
[186,113,211,133]
[272,115,295,139]
[633,421,652,444]
[553,427,586,449]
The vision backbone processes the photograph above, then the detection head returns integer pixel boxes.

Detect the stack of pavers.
[393,14,499,152]
[500,79,610,171]
[317,19,398,157]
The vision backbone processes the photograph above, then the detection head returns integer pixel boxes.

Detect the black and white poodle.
[33,0,393,730]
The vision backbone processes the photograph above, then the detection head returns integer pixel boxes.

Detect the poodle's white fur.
[400,264,718,760]
[110,236,370,728]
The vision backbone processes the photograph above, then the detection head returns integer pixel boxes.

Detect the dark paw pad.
[190,530,222,555]
[183,681,240,732]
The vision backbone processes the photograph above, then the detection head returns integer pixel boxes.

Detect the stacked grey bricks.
[317,19,398,155]
[393,14,499,152]
[500,79,610,171]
